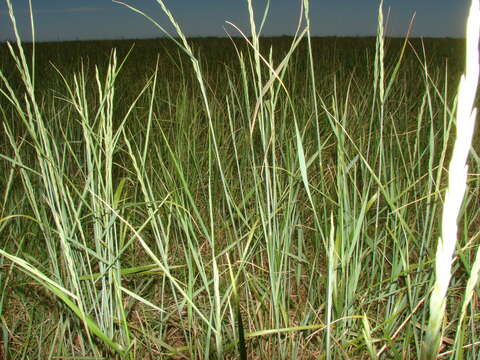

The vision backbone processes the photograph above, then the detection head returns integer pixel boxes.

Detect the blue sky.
[0,0,472,42]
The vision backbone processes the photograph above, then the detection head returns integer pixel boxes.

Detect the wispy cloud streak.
[0,7,104,15]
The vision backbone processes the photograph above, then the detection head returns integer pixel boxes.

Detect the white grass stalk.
[423,1,480,358]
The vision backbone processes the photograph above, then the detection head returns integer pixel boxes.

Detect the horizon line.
[0,34,466,44]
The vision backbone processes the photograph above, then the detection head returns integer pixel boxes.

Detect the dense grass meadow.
[1,0,480,358]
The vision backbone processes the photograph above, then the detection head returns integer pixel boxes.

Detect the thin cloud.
[0,7,104,15]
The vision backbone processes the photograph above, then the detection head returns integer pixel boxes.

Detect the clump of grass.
[0,0,479,359]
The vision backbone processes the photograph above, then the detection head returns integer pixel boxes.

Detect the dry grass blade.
[422,1,480,358]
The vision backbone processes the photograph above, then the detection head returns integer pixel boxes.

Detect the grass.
[0,0,479,359]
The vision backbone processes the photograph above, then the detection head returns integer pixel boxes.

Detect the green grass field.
[0,1,479,359]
